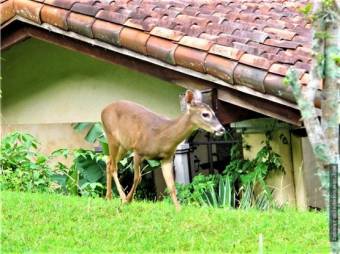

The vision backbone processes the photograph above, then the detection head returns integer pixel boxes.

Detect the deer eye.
[202,112,211,119]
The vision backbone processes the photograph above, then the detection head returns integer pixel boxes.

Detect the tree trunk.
[285,0,339,251]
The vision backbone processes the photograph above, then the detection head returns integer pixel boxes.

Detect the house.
[1,0,323,209]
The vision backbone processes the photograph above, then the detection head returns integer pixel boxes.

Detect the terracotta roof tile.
[239,53,271,70]
[67,12,94,37]
[295,46,312,58]
[146,36,177,65]
[119,27,150,55]
[150,26,184,41]
[234,64,267,92]
[217,34,250,47]
[294,61,310,72]
[124,18,145,30]
[264,73,295,102]
[71,2,102,16]
[3,0,316,106]
[41,5,68,30]
[1,0,15,24]
[232,42,263,56]
[248,42,281,55]
[44,0,75,10]
[92,19,122,45]
[179,36,213,51]
[199,33,219,42]
[174,46,207,73]
[269,63,290,76]
[233,29,269,43]
[264,38,301,49]
[205,54,237,84]
[96,9,130,24]
[14,0,43,23]
[209,44,244,61]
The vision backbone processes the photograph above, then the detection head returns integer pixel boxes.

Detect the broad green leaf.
[85,123,104,144]
[72,123,92,132]
[147,160,160,168]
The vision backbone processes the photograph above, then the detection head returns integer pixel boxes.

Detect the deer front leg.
[126,153,142,203]
[161,159,181,211]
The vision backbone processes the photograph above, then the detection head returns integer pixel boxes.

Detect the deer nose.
[214,126,225,136]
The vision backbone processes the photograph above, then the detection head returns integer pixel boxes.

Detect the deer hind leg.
[161,159,181,211]
[105,157,114,200]
[112,146,127,203]
[126,153,142,203]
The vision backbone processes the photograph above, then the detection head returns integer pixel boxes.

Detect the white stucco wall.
[1,38,185,125]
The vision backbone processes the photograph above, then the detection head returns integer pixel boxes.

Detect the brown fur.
[101,91,224,210]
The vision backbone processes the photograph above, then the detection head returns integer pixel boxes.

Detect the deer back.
[101,101,175,156]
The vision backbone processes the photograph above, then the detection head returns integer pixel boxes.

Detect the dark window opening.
[187,126,241,181]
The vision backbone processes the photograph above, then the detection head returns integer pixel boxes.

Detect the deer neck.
[160,112,195,148]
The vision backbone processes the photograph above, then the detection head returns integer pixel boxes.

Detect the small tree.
[285,0,339,251]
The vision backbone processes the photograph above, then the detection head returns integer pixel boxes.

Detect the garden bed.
[2,191,329,253]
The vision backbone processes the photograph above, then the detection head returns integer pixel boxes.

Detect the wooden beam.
[1,23,30,50]
[216,100,263,125]
[218,88,301,126]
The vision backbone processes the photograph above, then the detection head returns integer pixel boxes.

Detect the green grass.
[1,191,329,253]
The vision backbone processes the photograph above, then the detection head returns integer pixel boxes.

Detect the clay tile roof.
[1,0,316,105]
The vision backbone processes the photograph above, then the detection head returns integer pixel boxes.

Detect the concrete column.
[291,134,308,210]
[174,141,190,184]
[242,130,297,207]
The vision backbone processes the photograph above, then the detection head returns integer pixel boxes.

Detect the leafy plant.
[0,132,58,193]
[177,133,284,210]
[72,122,108,154]
[200,175,235,208]
[224,133,284,209]
[115,151,160,200]
[176,174,216,205]
[80,182,104,198]
[176,174,235,208]
[51,148,106,197]
[51,148,160,200]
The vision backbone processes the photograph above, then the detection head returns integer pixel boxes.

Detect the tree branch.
[285,69,332,163]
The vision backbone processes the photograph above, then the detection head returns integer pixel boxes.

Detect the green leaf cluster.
[176,174,234,208]
[177,134,284,210]
[0,132,57,193]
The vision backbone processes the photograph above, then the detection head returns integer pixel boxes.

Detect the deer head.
[184,90,225,136]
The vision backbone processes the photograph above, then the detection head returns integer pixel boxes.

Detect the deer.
[101,90,225,210]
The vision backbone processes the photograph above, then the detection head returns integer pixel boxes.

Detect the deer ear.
[185,90,194,104]
[193,90,202,104]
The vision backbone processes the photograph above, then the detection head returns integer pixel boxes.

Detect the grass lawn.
[1,191,329,253]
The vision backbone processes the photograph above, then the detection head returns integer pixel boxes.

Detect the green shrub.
[176,174,235,208]
[0,131,159,199]
[223,134,284,210]
[177,133,284,210]
[0,132,58,193]
[52,148,161,199]
[51,148,107,197]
